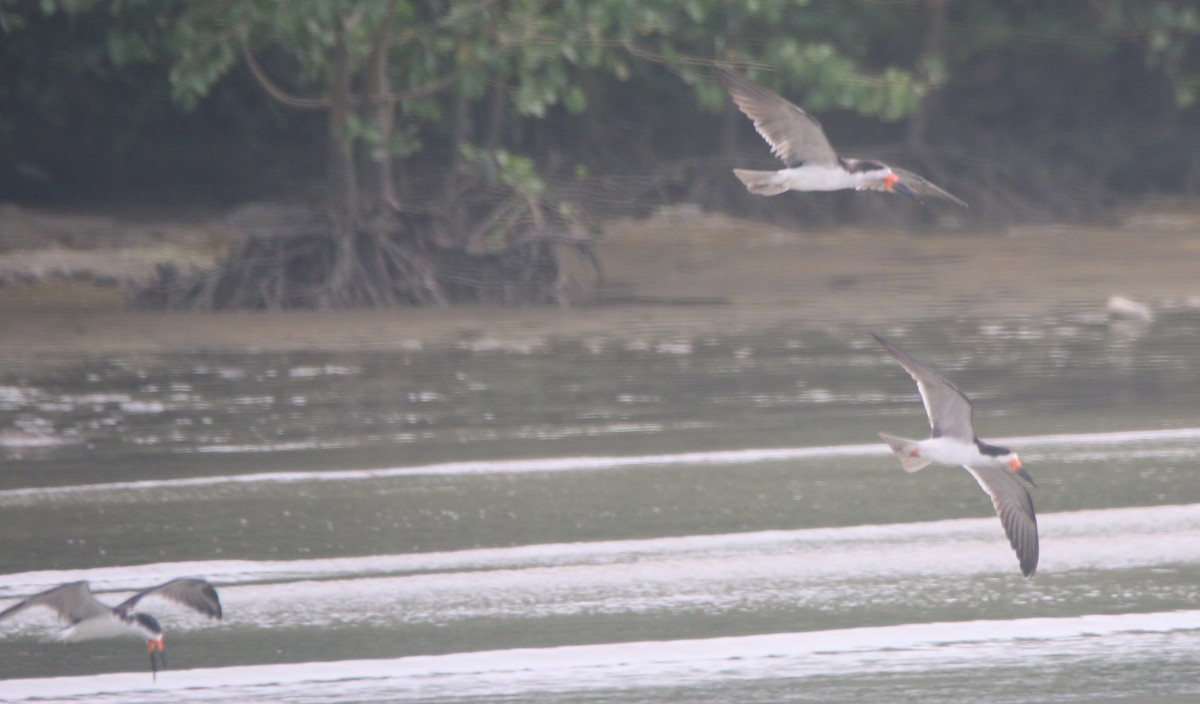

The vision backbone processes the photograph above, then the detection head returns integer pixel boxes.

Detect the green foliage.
[132,1,935,139]
[1117,1,1200,105]
[460,143,546,198]
[1,0,1196,206]
[7,0,1197,125]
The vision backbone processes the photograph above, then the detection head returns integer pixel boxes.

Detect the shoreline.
[1,205,1198,353]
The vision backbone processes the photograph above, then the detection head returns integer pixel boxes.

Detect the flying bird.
[0,578,222,678]
[718,67,967,207]
[871,333,1038,577]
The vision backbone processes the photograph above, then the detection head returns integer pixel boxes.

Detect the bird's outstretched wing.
[0,581,110,625]
[872,333,976,441]
[964,464,1040,577]
[890,167,968,208]
[717,67,838,168]
[116,578,223,620]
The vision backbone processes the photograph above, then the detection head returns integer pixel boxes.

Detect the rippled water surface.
[2,308,1200,703]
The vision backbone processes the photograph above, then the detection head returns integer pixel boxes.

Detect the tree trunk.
[321,18,361,308]
[907,0,948,151]
[327,19,359,224]
[366,2,399,212]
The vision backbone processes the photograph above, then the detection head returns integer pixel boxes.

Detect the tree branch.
[239,39,330,109]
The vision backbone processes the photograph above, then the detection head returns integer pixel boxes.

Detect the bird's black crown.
[133,612,164,635]
[975,439,1012,457]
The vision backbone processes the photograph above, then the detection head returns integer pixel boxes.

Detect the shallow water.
[2,308,1200,702]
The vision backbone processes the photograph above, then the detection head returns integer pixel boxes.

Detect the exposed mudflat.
[1,203,1198,352]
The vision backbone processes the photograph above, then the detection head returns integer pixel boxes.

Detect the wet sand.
[1,207,1198,353]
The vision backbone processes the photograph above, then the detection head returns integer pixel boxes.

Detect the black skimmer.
[0,578,222,678]
[871,333,1038,577]
[718,67,968,208]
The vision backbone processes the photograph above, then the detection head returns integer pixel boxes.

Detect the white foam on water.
[3,502,1199,593]
[3,610,1199,703]
[3,502,1199,632]
[1,426,1197,507]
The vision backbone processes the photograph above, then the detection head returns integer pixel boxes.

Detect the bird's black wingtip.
[202,583,223,620]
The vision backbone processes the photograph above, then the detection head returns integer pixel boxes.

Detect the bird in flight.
[871,333,1038,577]
[0,578,223,678]
[718,67,968,208]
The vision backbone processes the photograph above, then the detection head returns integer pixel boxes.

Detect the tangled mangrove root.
[134,208,597,310]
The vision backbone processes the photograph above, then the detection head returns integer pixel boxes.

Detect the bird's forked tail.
[879,433,932,472]
[732,169,789,196]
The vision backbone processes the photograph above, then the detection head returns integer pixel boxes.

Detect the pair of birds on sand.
[718,66,1037,577]
[0,69,1033,677]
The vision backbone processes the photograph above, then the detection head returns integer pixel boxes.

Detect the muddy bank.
[0,203,1198,353]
